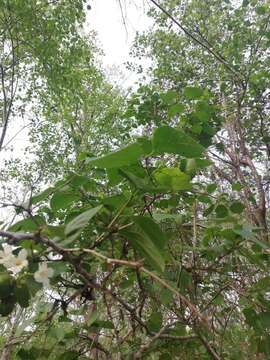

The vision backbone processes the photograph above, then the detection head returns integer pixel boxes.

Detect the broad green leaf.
[215,204,229,218]
[0,273,15,299]
[154,167,191,191]
[0,296,15,316]
[24,275,42,296]
[123,230,165,273]
[14,282,30,308]
[17,349,37,360]
[256,5,267,15]
[258,312,270,329]
[134,216,167,251]
[49,261,69,276]
[9,216,46,232]
[230,201,245,214]
[16,346,47,360]
[159,288,173,305]
[87,310,98,326]
[153,213,183,223]
[50,192,80,211]
[107,168,122,186]
[119,169,155,191]
[168,103,185,117]
[44,225,65,242]
[160,90,178,104]
[86,143,144,168]
[184,86,204,100]
[57,351,78,360]
[153,126,205,157]
[95,320,114,329]
[195,158,213,168]
[65,205,103,238]
[31,187,54,204]
[207,184,217,193]
[203,204,215,216]
[69,174,89,188]
[147,311,162,332]
[136,137,152,154]
[102,194,127,209]
[232,182,242,191]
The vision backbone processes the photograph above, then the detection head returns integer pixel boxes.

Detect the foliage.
[0,0,269,359]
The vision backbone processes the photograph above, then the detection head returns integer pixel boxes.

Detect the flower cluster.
[0,243,54,287]
[0,244,28,274]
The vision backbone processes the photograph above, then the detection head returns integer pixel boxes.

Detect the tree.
[0,0,269,359]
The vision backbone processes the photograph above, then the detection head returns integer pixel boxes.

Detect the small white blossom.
[10,249,28,274]
[0,244,28,273]
[34,262,54,287]
[0,244,16,268]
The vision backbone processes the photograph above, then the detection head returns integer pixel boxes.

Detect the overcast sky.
[88,0,150,64]
[87,0,151,85]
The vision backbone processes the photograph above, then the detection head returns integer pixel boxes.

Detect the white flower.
[10,249,28,274]
[34,262,54,287]
[0,244,16,268]
[0,244,28,273]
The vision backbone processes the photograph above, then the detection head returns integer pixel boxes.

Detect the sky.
[87,0,151,86]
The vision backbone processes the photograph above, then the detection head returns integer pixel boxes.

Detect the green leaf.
[107,168,122,186]
[258,312,270,329]
[184,86,204,100]
[256,5,267,15]
[161,90,178,104]
[147,311,162,332]
[0,273,15,299]
[232,182,242,191]
[153,213,182,223]
[168,103,185,117]
[31,187,54,204]
[87,310,98,326]
[57,351,78,360]
[65,205,103,241]
[134,216,167,251]
[160,288,173,305]
[128,216,167,272]
[17,349,36,360]
[215,204,228,218]
[86,143,145,169]
[0,296,16,316]
[195,158,213,168]
[102,194,127,209]
[207,184,217,193]
[9,216,45,232]
[14,282,30,308]
[50,192,80,211]
[230,201,245,214]
[203,204,215,216]
[123,229,165,273]
[136,137,152,155]
[119,169,154,191]
[153,126,205,157]
[154,167,192,191]
[24,275,42,296]
[49,261,69,276]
